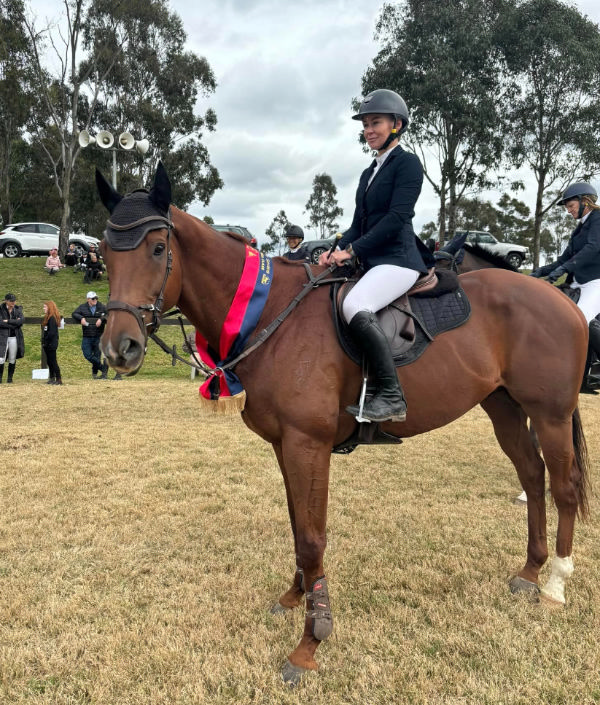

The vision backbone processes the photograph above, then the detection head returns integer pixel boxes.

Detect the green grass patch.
[0,256,194,382]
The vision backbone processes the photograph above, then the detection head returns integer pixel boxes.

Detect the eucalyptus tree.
[361,0,506,243]
[304,173,343,239]
[497,0,600,266]
[263,210,291,255]
[21,0,220,254]
[0,0,38,224]
[84,0,222,211]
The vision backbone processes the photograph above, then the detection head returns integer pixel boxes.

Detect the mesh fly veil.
[104,190,171,251]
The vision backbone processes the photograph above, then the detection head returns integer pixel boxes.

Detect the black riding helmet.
[557,181,598,219]
[353,88,409,145]
[285,225,304,241]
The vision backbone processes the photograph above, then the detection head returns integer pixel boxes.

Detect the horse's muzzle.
[101,333,145,375]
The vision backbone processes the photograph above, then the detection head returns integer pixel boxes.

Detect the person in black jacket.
[319,89,433,423]
[83,252,104,283]
[42,300,62,385]
[0,292,24,383]
[531,181,600,393]
[72,292,109,379]
[282,225,309,261]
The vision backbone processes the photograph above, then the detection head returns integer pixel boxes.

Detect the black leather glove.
[546,265,567,284]
[530,268,545,278]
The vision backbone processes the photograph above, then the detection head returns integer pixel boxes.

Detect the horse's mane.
[463,243,518,272]
[184,211,249,246]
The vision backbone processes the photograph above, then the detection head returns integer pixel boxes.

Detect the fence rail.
[26,317,190,326]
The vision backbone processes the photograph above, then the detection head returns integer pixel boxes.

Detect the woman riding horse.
[320,89,434,424]
[531,181,600,394]
[97,161,589,685]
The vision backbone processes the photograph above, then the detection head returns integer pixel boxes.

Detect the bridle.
[433,250,460,273]
[105,211,174,343]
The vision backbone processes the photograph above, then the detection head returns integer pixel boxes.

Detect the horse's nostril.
[119,336,142,361]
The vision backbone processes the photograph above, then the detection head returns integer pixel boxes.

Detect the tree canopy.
[362,0,506,241]
[1,0,221,253]
[497,0,600,265]
[304,173,343,239]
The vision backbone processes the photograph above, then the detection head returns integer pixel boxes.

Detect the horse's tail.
[572,407,591,519]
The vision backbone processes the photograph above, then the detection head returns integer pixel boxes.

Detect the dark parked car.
[303,236,336,264]
[212,224,257,247]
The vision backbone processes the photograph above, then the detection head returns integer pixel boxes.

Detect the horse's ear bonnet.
[102,162,172,251]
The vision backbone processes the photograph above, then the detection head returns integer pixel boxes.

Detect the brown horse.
[433,233,520,274]
[97,165,589,684]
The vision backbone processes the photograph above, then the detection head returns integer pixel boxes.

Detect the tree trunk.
[60,159,72,259]
[532,173,546,268]
[438,181,447,246]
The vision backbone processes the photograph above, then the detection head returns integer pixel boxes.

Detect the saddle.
[331,268,471,454]
[333,269,471,368]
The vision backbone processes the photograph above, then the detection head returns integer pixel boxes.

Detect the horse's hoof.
[282,659,311,686]
[509,575,540,599]
[540,591,565,610]
[270,602,293,616]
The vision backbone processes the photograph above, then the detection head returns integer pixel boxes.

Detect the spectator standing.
[72,291,109,379]
[45,248,65,275]
[0,292,24,383]
[42,300,62,385]
[282,225,309,261]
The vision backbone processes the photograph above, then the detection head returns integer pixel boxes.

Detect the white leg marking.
[540,555,574,605]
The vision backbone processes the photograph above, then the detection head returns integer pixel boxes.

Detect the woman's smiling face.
[361,114,399,152]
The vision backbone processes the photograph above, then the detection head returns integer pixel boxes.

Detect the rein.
[149,262,354,376]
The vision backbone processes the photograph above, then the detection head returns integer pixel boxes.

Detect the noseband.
[105,212,174,342]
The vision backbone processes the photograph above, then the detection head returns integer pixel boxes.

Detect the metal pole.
[112,148,117,189]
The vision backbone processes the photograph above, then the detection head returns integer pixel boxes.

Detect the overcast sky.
[29,0,600,245]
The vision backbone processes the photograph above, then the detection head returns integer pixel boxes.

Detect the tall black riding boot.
[346,311,407,422]
[0,363,3,383]
[7,363,15,383]
[581,320,600,394]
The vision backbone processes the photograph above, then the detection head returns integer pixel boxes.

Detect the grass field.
[0,257,192,382]
[1,376,600,705]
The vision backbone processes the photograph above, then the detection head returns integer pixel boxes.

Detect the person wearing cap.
[283,225,309,261]
[0,293,25,383]
[72,292,109,380]
[44,248,65,275]
[319,88,433,424]
[531,181,600,394]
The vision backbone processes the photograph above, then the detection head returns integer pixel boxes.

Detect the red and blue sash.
[195,246,272,400]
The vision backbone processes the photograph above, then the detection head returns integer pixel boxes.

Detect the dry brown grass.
[1,379,600,704]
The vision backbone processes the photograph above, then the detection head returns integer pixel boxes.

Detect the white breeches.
[342,265,420,323]
[571,278,600,324]
[0,337,17,364]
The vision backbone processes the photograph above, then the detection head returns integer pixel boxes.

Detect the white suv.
[456,230,529,269]
[0,222,100,259]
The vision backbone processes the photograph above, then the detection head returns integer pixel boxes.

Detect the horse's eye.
[153,243,165,256]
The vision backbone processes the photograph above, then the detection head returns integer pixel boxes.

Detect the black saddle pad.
[333,271,471,367]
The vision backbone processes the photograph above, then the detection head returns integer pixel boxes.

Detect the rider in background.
[319,88,434,423]
[530,181,600,394]
[282,225,309,261]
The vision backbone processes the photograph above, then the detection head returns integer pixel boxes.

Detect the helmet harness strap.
[379,116,399,152]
